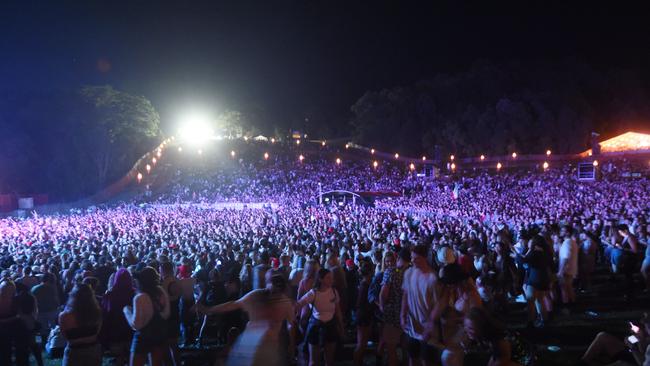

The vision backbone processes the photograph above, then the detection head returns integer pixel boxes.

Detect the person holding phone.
[579,313,650,365]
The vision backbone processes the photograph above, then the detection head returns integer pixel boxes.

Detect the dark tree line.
[0,86,161,201]
[349,60,650,158]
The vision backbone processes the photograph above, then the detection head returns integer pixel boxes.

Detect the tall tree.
[80,85,162,187]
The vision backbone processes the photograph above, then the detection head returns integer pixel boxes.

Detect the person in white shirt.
[401,245,439,366]
[557,226,578,311]
[296,268,344,366]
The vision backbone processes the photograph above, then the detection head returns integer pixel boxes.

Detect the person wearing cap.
[123,267,170,366]
[430,263,482,366]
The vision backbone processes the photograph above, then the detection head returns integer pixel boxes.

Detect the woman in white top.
[296,268,344,366]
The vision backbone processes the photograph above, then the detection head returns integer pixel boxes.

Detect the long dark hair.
[66,283,101,326]
[134,267,164,309]
[314,268,331,290]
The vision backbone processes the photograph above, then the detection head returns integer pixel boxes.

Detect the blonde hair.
[381,251,396,273]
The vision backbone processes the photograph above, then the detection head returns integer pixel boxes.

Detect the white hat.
[436,246,456,265]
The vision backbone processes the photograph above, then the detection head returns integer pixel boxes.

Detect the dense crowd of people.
[1,141,649,366]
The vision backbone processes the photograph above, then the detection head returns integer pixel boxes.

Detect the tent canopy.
[581,131,650,156]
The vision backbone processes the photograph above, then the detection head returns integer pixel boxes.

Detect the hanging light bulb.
[373,161,378,168]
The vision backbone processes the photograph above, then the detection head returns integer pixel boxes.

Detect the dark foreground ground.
[39,267,647,366]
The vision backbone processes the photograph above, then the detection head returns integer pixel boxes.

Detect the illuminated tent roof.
[581,131,650,156]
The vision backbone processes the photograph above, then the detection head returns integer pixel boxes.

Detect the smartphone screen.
[628,335,639,344]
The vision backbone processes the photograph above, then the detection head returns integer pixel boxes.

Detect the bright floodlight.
[178,111,214,146]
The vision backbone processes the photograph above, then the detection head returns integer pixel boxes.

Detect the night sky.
[2,1,649,131]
